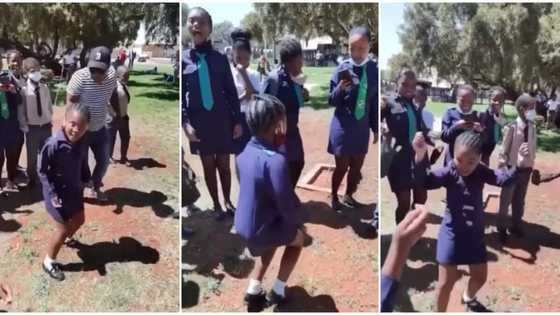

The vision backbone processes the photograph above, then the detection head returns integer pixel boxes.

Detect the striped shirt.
[67,67,117,131]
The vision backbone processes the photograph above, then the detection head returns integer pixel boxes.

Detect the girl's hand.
[393,205,429,251]
[454,119,473,130]
[184,124,201,142]
[0,283,12,305]
[473,122,484,133]
[412,132,427,157]
[337,79,351,91]
[233,123,242,139]
[51,195,63,208]
[0,83,15,93]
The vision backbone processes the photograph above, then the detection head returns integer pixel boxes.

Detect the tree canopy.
[0,3,178,70]
[393,3,560,98]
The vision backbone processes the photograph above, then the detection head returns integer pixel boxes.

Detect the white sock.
[43,255,55,269]
[463,291,475,303]
[272,279,286,297]
[246,279,262,295]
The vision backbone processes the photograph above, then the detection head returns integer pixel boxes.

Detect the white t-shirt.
[67,67,117,131]
[231,65,261,110]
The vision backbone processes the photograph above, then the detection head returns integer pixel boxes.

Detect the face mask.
[29,71,42,82]
[290,74,306,86]
[525,109,536,122]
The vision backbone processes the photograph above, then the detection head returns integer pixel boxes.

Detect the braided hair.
[65,103,91,123]
[231,28,251,53]
[454,130,483,155]
[246,94,286,136]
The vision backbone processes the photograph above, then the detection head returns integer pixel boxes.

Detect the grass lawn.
[303,66,334,110]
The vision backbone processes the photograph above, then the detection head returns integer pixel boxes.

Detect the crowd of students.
[182,7,378,309]
[380,69,560,312]
[1,46,134,284]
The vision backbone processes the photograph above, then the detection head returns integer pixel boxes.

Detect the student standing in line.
[183,7,242,220]
[327,26,378,211]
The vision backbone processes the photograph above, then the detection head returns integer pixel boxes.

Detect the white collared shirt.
[231,65,261,110]
[20,80,53,127]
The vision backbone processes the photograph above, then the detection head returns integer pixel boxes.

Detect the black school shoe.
[266,290,286,306]
[342,195,364,208]
[43,262,65,281]
[461,297,491,312]
[498,228,508,244]
[331,196,343,212]
[213,210,226,221]
[244,291,267,311]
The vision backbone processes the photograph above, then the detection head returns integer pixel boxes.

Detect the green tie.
[195,52,214,111]
[0,92,9,120]
[354,65,367,120]
[294,84,304,107]
[406,102,417,143]
[494,123,501,143]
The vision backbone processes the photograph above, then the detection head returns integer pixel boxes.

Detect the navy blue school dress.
[234,137,304,256]
[262,66,304,163]
[441,107,480,165]
[38,129,90,223]
[327,59,378,156]
[0,89,24,149]
[414,159,516,265]
[381,274,400,312]
[182,42,241,155]
[381,94,425,192]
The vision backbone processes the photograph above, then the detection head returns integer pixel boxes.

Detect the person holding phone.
[0,57,24,193]
[327,26,378,211]
[441,85,483,166]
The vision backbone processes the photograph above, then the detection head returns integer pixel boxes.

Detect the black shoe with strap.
[43,262,65,281]
[509,226,525,238]
[461,296,492,312]
[244,290,267,312]
[266,290,286,306]
[342,195,364,208]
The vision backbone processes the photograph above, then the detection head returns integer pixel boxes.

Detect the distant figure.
[129,49,137,70]
[118,48,127,66]
[257,55,270,82]
[62,49,78,83]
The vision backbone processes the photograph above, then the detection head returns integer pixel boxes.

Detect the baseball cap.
[88,46,111,71]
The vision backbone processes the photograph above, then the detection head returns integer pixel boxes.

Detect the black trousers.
[108,115,131,160]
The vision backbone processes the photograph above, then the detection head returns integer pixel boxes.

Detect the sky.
[379,3,405,70]
[183,2,254,27]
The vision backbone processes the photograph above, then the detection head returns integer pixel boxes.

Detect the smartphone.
[0,71,11,85]
[339,69,352,83]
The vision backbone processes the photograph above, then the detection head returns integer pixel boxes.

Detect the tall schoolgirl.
[230,28,261,156]
[262,36,308,188]
[380,69,427,224]
[183,7,242,220]
[327,26,378,210]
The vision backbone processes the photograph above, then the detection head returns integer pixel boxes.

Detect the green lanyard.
[406,102,417,143]
[0,92,9,120]
[293,84,304,107]
[354,64,367,120]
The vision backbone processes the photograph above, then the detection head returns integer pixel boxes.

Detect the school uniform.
[182,42,241,156]
[0,87,24,183]
[381,274,400,312]
[381,93,425,193]
[441,107,480,165]
[497,118,537,232]
[231,65,261,155]
[108,80,131,160]
[414,159,516,265]
[327,59,378,156]
[19,80,53,184]
[262,66,305,186]
[38,129,90,223]
[234,137,304,256]
[479,108,505,165]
